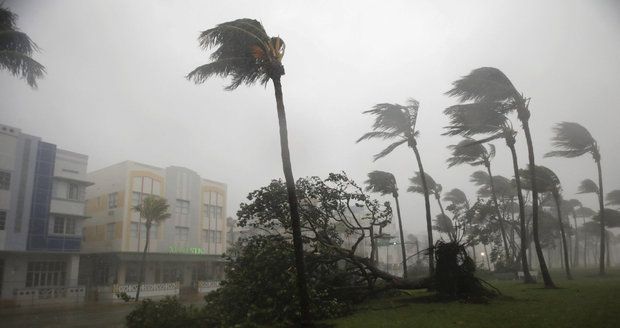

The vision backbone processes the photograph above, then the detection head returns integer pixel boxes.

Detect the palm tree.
[0,4,45,88]
[545,122,606,275]
[606,190,620,207]
[575,204,596,267]
[132,195,171,301]
[186,19,311,323]
[365,170,408,278]
[443,188,470,210]
[357,99,435,274]
[565,199,583,267]
[446,67,551,286]
[520,166,571,279]
[447,139,514,263]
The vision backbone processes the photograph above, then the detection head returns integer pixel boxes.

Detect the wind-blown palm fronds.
[605,190,620,207]
[0,5,45,88]
[447,138,495,168]
[187,19,284,90]
[408,171,441,197]
[443,188,469,208]
[577,179,599,194]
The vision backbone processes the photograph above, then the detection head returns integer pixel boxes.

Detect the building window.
[203,191,224,230]
[175,200,190,227]
[52,216,76,235]
[202,229,222,244]
[0,210,6,230]
[68,183,80,200]
[106,223,115,240]
[0,171,10,190]
[175,227,189,242]
[25,261,67,287]
[108,192,118,209]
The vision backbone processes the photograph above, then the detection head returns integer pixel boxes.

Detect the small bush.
[126,297,216,328]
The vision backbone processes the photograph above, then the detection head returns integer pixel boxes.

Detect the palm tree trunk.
[136,223,150,302]
[394,195,408,279]
[411,144,434,275]
[596,159,606,276]
[522,120,555,288]
[583,216,588,268]
[484,244,491,271]
[553,193,572,279]
[272,77,311,324]
[485,164,511,262]
[572,210,579,267]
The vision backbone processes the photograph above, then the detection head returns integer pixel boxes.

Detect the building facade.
[79,161,227,300]
[0,123,90,306]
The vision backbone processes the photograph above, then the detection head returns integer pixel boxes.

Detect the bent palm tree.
[365,170,408,278]
[358,99,435,274]
[545,122,606,275]
[186,19,311,323]
[565,199,582,267]
[132,195,171,301]
[446,67,551,286]
[447,139,512,263]
[606,190,620,207]
[0,5,45,88]
[521,166,571,279]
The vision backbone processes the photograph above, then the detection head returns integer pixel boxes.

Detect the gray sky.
[2,0,619,235]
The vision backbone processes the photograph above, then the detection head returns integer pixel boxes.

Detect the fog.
[2,0,619,235]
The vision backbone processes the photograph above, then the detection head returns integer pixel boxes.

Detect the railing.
[111,282,180,300]
[195,280,221,293]
[13,286,85,305]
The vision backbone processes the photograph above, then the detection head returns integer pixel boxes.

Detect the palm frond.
[565,198,582,209]
[605,190,620,206]
[408,171,439,195]
[544,122,596,159]
[0,50,45,88]
[519,165,561,194]
[365,170,397,196]
[446,138,492,168]
[373,139,407,161]
[187,18,280,90]
[446,67,518,103]
[0,30,38,54]
[575,206,596,217]
[470,171,491,187]
[0,6,17,31]
[356,131,403,143]
[443,188,468,206]
[592,208,620,228]
[442,102,508,137]
[577,179,599,194]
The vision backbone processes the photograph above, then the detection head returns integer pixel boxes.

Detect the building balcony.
[50,198,87,217]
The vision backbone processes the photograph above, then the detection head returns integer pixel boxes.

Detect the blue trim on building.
[26,142,81,252]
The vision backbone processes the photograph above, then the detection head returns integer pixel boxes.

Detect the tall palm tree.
[132,195,171,301]
[446,67,551,286]
[575,202,596,268]
[521,166,571,279]
[0,4,45,88]
[365,170,408,278]
[408,172,455,242]
[545,122,606,275]
[186,19,311,323]
[447,139,513,263]
[357,99,435,274]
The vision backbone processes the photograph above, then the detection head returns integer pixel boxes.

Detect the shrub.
[126,297,216,328]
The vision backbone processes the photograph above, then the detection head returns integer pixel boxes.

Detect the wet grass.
[324,269,620,328]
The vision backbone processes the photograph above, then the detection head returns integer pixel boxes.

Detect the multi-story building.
[79,161,227,300]
[0,123,90,305]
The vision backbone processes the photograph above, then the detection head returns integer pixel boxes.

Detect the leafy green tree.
[132,196,171,301]
[357,99,435,274]
[545,122,606,275]
[0,4,45,88]
[446,67,552,287]
[186,19,311,323]
[365,170,408,278]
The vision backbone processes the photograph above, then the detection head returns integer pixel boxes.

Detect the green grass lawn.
[324,269,620,328]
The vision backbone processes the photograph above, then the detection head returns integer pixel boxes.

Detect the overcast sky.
[2,0,619,235]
